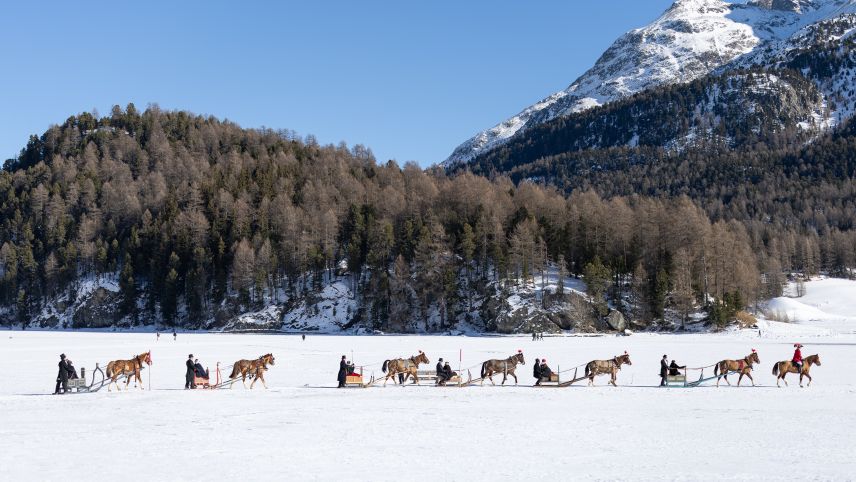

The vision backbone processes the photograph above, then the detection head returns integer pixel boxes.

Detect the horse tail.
[382,360,389,373]
[585,363,591,377]
[229,364,240,379]
[772,363,779,376]
[105,362,113,378]
[714,363,719,376]
[481,361,487,379]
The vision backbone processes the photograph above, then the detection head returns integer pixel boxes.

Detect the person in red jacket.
[792,344,804,372]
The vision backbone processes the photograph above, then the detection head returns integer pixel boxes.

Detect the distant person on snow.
[792,344,804,372]
[659,355,669,386]
[537,360,553,385]
[533,358,542,383]
[173,331,177,341]
[668,360,685,377]
[337,355,348,388]
[54,354,70,394]
[185,354,196,389]
[156,332,160,341]
[302,334,306,341]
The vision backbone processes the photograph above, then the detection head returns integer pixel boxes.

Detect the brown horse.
[381,351,429,386]
[585,352,632,386]
[229,353,275,389]
[480,351,526,385]
[714,350,760,387]
[105,351,152,391]
[772,354,821,387]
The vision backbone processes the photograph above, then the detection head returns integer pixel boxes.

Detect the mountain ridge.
[444,0,856,167]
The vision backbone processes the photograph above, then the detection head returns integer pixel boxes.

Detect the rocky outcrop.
[71,288,122,329]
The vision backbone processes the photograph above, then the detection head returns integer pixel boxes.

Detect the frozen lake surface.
[1,329,854,481]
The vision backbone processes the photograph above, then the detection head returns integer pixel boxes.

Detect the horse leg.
[782,373,788,387]
[804,373,812,387]
[512,372,518,385]
[745,372,754,387]
[488,372,495,386]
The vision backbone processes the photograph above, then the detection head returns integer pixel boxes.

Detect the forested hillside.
[1,106,852,332]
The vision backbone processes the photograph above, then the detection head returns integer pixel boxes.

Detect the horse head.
[415,351,429,365]
[618,351,632,366]
[261,354,275,366]
[135,352,151,367]
[749,350,760,365]
[808,354,820,366]
[514,350,525,365]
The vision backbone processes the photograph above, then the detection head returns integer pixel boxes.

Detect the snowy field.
[764,278,856,333]
[1,329,855,482]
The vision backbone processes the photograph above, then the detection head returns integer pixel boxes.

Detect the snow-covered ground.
[1,327,855,481]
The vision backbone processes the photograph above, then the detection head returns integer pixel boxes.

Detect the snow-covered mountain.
[444,0,856,167]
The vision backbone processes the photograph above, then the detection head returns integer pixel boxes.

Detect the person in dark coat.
[533,358,542,382]
[537,360,553,385]
[439,362,456,385]
[66,359,79,380]
[194,359,208,379]
[669,360,686,376]
[659,355,669,386]
[435,358,446,385]
[185,354,196,389]
[337,355,348,388]
[54,354,70,394]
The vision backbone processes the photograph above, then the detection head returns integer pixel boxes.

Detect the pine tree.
[119,253,137,318]
[584,256,611,316]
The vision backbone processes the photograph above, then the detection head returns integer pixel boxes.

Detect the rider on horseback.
[792,344,803,372]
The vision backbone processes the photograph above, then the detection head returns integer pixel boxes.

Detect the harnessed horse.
[584,352,632,386]
[105,351,152,391]
[381,351,429,386]
[480,351,525,385]
[229,353,275,389]
[714,350,760,387]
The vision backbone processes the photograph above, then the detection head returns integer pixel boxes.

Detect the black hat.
[60,354,66,359]
[439,358,443,361]
[342,355,346,359]
[663,354,667,358]
[188,354,193,358]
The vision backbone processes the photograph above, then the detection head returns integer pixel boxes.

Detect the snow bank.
[762,278,856,333]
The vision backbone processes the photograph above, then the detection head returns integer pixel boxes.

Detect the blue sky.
[0,0,674,167]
